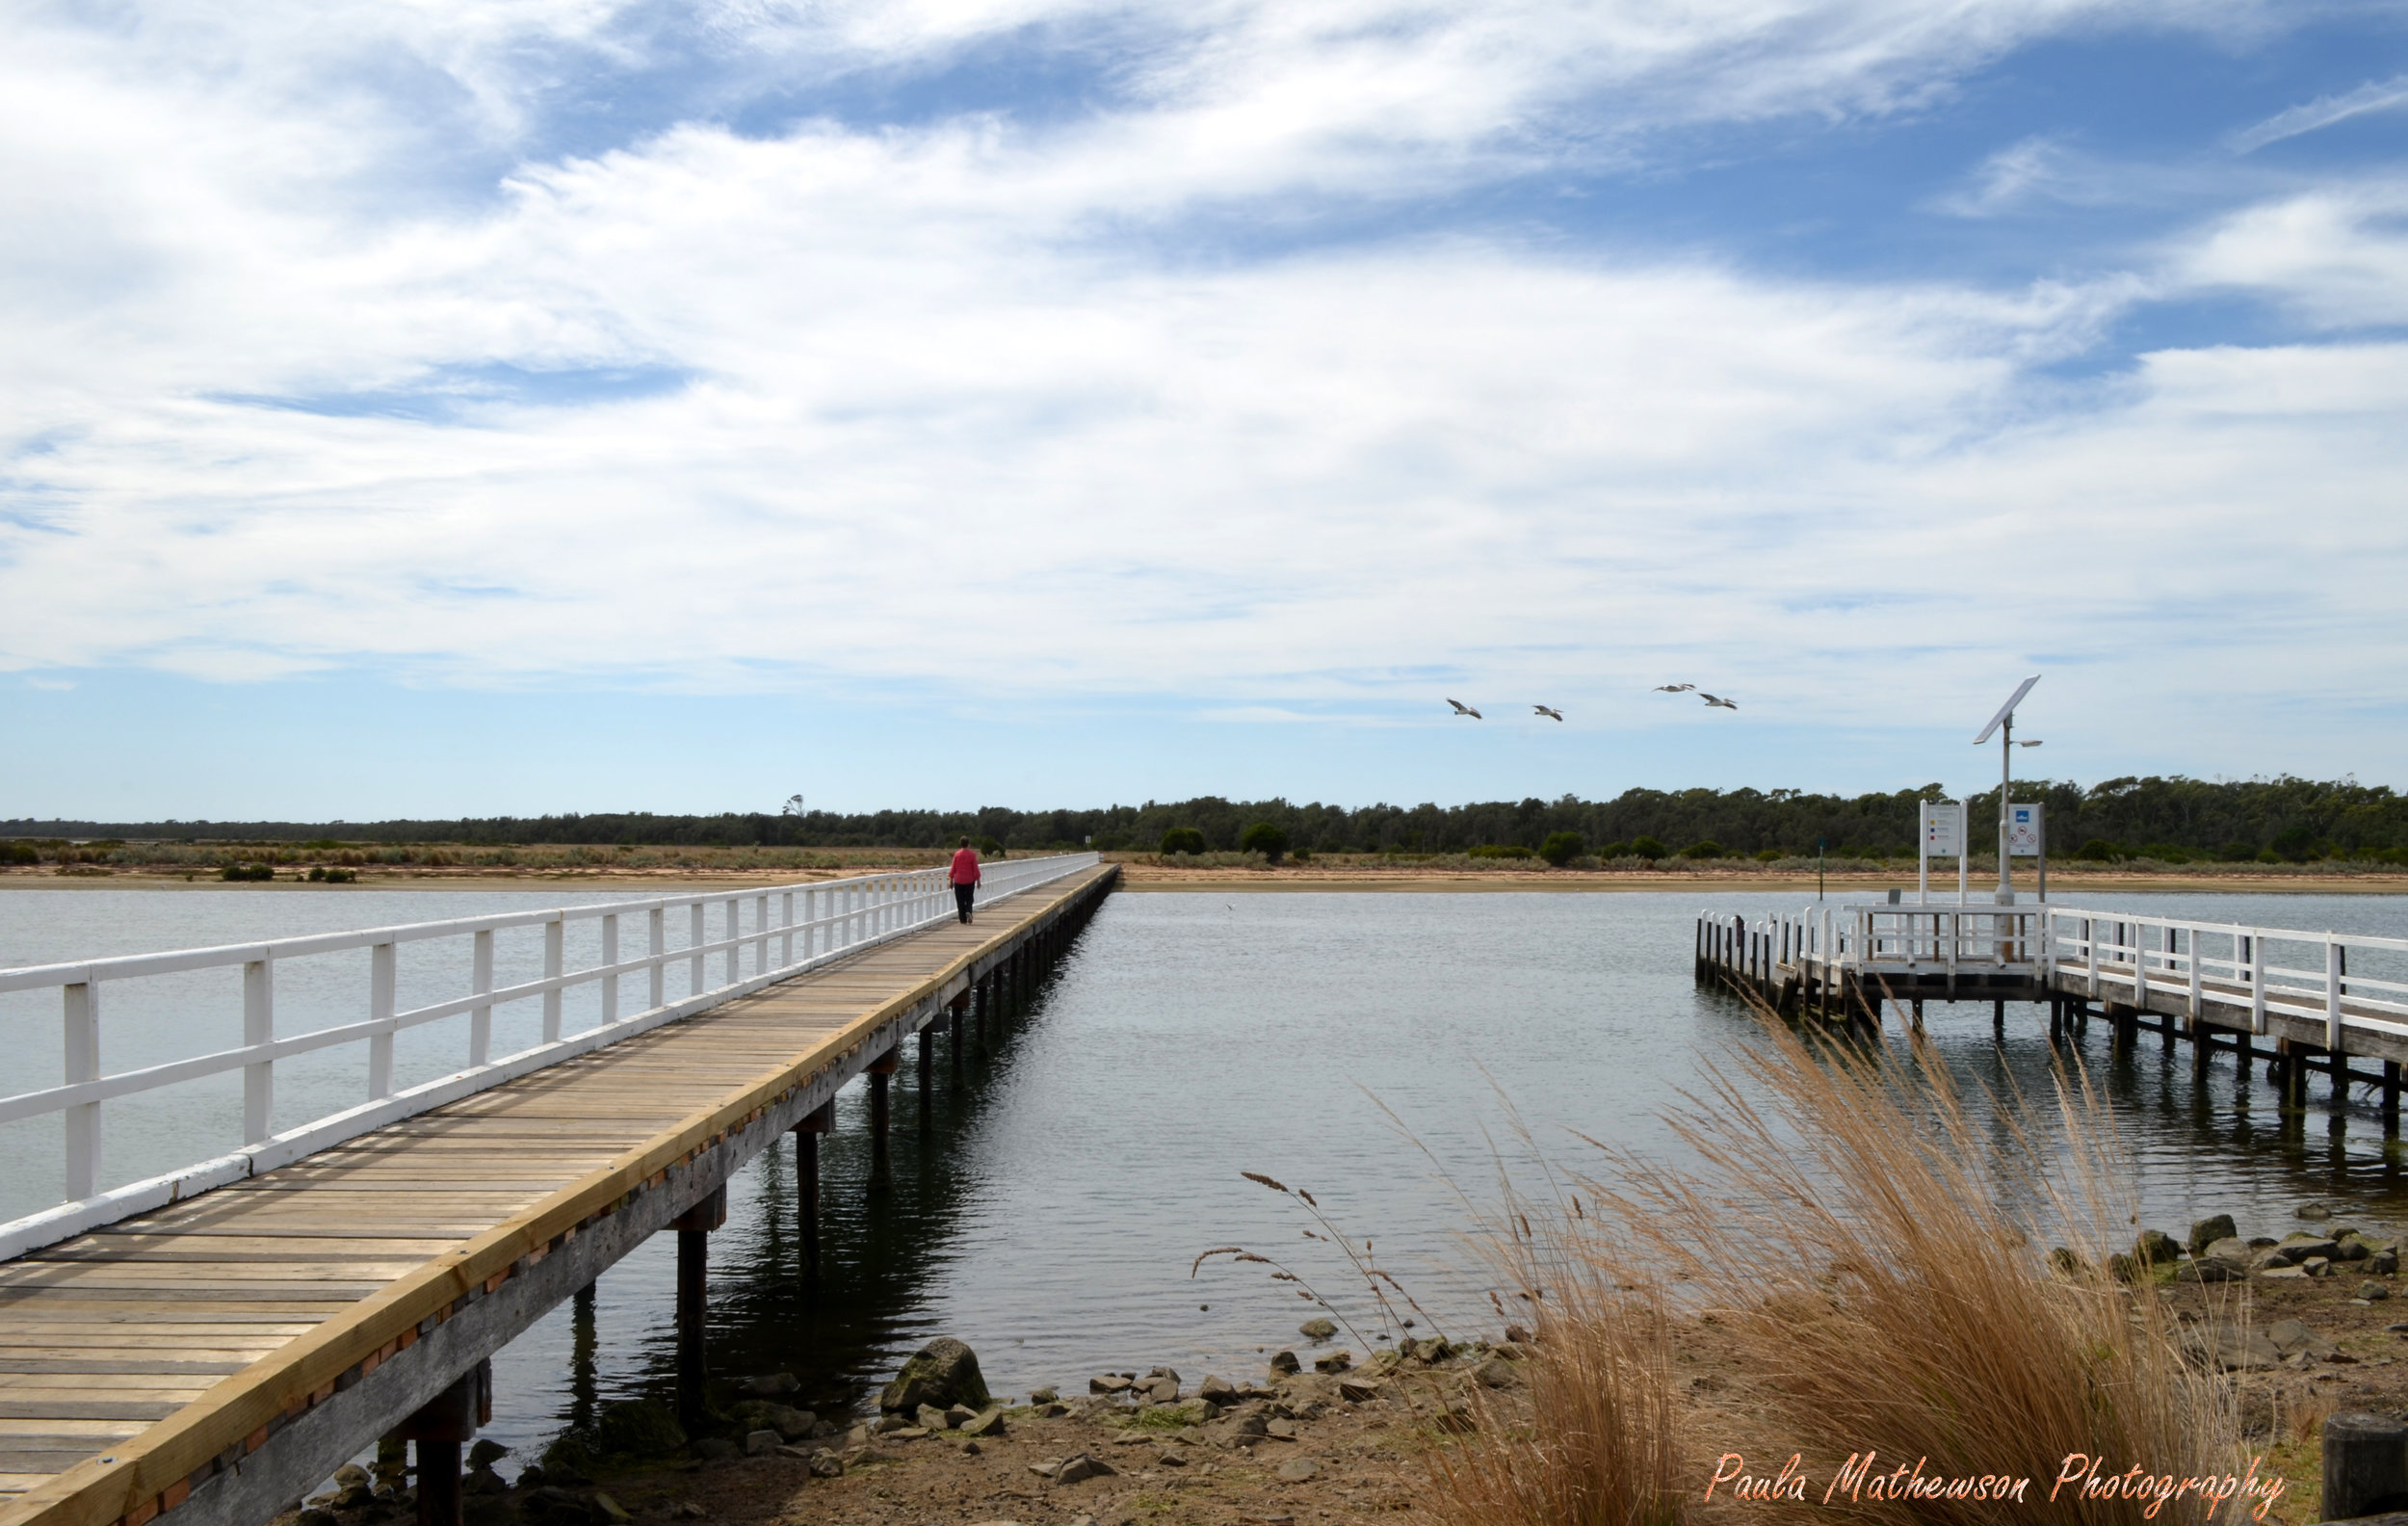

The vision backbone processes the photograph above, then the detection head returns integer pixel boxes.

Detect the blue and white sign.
[2007,802,2045,857]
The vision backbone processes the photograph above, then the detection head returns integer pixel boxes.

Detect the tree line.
[10,775,2405,861]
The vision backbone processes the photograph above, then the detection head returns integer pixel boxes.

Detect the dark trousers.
[954,883,976,922]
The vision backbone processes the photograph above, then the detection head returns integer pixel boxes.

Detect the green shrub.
[221,863,275,881]
[1538,831,1584,866]
[2074,838,2120,862]
[2215,840,2258,861]
[2256,848,2283,863]
[1679,840,1725,859]
[1468,843,1533,859]
[1753,848,1785,862]
[976,835,1006,857]
[1629,836,1668,860]
[1238,822,1290,863]
[1597,840,1630,859]
[2270,826,2316,861]
[306,866,358,883]
[1289,847,1311,863]
[0,841,39,865]
[1160,827,1208,856]
[2140,842,2192,863]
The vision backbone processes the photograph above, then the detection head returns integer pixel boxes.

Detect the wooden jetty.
[1697,901,2408,1124]
[0,858,1116,1526]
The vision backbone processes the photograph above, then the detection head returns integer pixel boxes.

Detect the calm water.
[5,885,2408,1474]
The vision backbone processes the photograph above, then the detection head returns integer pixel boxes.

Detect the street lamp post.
[1975,675,2042,905]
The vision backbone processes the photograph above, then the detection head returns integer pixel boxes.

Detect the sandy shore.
[9,862,2406,896]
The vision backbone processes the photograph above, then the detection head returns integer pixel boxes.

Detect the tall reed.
[1419,1007,2245,1525]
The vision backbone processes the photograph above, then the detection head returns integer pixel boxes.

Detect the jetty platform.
[1697,901,2408,1120]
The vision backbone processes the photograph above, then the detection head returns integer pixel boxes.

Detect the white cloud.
[0,0,2400,763]
[2229,73,2408,153]
[2176,184,2408,328]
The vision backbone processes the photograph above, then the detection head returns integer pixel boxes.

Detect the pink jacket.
[949,847,982,885]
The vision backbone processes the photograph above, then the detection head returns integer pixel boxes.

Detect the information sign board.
[1921,802,1962,857]
[2007,802,2045,857]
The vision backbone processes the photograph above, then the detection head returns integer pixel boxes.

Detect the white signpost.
[1918,799,1972,904]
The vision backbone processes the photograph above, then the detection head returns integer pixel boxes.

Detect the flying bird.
[1533,705,1564,722]
[1446,698,1483,719]
[1653,683,1694,693]
[1700,693,1739,709]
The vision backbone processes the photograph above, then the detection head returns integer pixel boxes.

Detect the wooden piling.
[867,1049,896,1158]
[392,1361,487,1526]
[918,1022,935,1118]
[669,1185,724,1430]
[793,1102,831,1277]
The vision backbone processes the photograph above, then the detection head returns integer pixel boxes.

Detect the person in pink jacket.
[949,837,982,923]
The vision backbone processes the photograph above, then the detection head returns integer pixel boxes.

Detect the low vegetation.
[1236,1011,2251,1525]
[13,773,2406,862]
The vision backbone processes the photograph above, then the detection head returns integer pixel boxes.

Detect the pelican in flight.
[1533,705,1564,722]
[1653,683,1694,693]
[1446,697,1483,719]
[1700,693,1738,709]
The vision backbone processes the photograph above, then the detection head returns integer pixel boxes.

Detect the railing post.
[724,897,741,985]
[2185,924,2202,1024]
[2250,932,2267,1035]
[689,903,706,996]
[781,891,795,967]
[64,982,101,1199]
[368,940,396,1100]
[541,916,564,1044]
[243,960,274,1145]
[2328,936,2344,1051]
[648,906,666,1009]
[2086,917,2100,997]
[601,913,620,1025]
[469,930,494,1067]
[754,894,770,973]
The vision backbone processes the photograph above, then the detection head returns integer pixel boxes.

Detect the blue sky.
[3,0,2405,820]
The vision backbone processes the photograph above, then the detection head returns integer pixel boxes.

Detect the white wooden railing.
[0,853,1097,1259]
[2039,907,2408,1044]
[1731,905,2051,976]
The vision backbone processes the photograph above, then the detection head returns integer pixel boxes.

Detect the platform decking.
[0,864,1116,1526]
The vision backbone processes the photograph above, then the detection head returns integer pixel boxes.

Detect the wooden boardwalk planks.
[0,867,1112,1526]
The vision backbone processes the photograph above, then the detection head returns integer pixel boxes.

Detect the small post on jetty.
[2321,1410,2408,1520]
[672,1185,726,1430]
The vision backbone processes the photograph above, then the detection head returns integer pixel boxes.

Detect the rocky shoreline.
[277,1318,1526,1526]
[271,1200,2408,1526]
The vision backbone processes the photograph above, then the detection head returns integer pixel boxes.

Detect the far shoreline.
[7,860,2408,896]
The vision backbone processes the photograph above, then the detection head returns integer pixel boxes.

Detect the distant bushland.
[11,774,2407,863]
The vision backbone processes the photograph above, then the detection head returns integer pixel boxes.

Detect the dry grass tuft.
[1420,1250,1688,1526]
[1417,1004,2244,1525]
